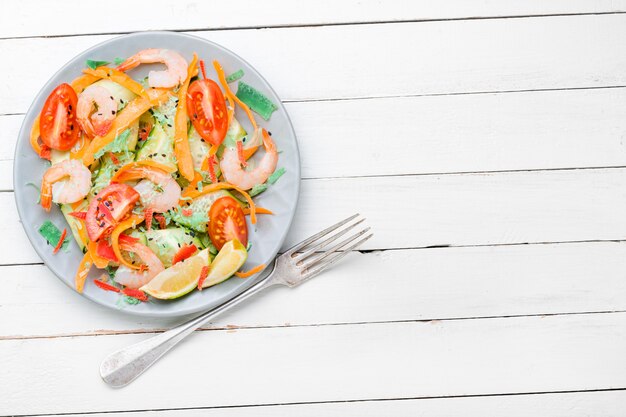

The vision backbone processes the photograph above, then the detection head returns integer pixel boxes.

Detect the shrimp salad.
[29,49,284,303]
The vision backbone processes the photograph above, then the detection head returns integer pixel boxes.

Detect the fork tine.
[294,218,365,263]
[285,213,360,254]
[302,233,373,280]
[300,226,371,268]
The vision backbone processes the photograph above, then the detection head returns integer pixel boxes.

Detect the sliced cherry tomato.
[208,196,248,250]
[39,83,79,151]
[96,239,119,263]
[86,184,140,241]
[187,78,228,146]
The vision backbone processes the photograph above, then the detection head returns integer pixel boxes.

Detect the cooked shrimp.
[133,175,181,212]
[114,165,181,212]
[116,49,188,88]
[40,159,91,211]
[114,240,164,289]
[220,129,278,190]
[76,84,117,137]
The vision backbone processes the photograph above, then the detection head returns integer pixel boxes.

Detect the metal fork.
[100,214,372,387]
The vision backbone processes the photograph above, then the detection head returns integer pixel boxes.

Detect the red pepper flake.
[108,152,120,165]
[236,141,248,167]
[122,288,148,302]
[154,213,167,229]
[53,228,67,254]
[197,265,209,291]
[94,279,121,293]
[181,208,193,217]
[199,60,208,79]
[69,211,87,220]
[139,122,152,141]
[207,154,218,184]
[172,244,198,265]
[145,207,154,231]
[118,234,140,245]
[40,144,51,161]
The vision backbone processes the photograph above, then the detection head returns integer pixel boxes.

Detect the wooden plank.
[7,167,626,264]
[41,390,626,417]
[5,86,626,191]
[2,0,625,39]
[3,241,626,339]
[2,313,626,415]
[4,14,626,114]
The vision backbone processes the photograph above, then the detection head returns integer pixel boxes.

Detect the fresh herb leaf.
[249,183,267,197]
[105,265,117,280]
[247,168,285,198]
[122,295,141,305]
[267,167,286,185]
[38,220,69,250]
[113,57,125,66]
[86,59,110,70]
[235,81,278,121]
[226,69,244,83]
[94,129,132,159]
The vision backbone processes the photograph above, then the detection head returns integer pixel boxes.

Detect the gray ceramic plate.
[14,31,300,317]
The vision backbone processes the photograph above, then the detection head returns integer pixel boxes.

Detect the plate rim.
[13,30,301,318]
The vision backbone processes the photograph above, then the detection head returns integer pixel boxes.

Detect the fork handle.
[100,267,275,387]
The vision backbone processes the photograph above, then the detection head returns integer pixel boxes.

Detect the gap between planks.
[1,309,625,342]
[2,11,626,42]
[16,388,626,417]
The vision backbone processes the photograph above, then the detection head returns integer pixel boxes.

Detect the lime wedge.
[201,239,247,289]
[141,249,210,299]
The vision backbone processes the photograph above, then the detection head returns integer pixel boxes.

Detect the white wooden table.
[2,1,626,414]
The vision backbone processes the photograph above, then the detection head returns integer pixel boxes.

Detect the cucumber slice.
[135,123,177,170]
[145,227,203,267]
[60,201,88,250]
[93,79,136,111]
[188,125,211,173]
[221,116,248,149]
[235,81,278,121]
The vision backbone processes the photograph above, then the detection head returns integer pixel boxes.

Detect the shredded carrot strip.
[111,214,144,270]
[214,60,257,131]
[53,229,67,254]
[235,263,265,278]
[88,240,109,269]
[82,89,171,166]
[82,67,149,98]
[29,115,42,155]
[183,182,257,224]
[243,207,273,215]
[110,160,176,183]
[70,73,99,94]
[181,171,204,198]
[75,251,93,293]
[174,53,199,181]
[70,134,91,160]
